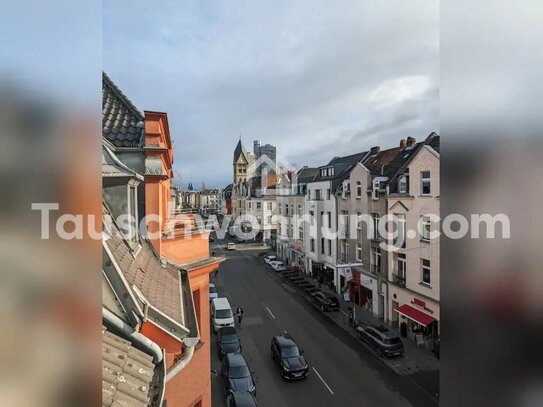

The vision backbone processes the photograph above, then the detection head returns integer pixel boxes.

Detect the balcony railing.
[392,274,406,287]
[370,264,381,275]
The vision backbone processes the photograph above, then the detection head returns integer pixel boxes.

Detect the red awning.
[395,304,437,326]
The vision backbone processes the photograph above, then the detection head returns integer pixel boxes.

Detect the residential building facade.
[276,167,318,269]
[304,152,368,293]
[387,133,440,350]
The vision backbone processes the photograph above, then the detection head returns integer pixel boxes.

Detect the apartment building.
[276,167,318,268]
[387,133,440,349]
[102,74,224,406]
[200,188,221,214]
[305,152,368,293]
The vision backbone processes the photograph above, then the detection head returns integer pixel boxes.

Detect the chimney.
[399,139,406,149]
[406,136,416,147]
[370,146,380,155]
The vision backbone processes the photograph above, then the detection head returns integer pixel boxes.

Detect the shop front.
[348,267,381,318]
[392,295,440,351]
[310,260,335,290]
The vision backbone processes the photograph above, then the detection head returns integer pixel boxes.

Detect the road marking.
[265,306,276,319]
[281,283,296,294]
[312,367,334,395]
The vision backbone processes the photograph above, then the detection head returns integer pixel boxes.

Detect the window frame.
[421,171,431,195]
[421,258,431,285]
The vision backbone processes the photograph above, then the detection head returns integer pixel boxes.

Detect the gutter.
[165,340,197,382]
[102,307,163,364]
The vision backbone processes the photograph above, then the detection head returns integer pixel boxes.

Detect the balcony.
[391,274,406,288]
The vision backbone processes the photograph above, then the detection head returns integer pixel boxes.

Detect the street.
[210,241,439,407]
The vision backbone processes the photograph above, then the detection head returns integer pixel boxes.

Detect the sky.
[103,0,439,188]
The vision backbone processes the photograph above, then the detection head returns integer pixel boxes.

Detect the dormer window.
[398,175,408,194]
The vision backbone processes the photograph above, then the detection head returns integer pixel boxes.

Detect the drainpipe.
[102,307,163,364]
[165,338,198,382]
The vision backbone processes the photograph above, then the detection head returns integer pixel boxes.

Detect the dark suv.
[311,291,340,311]
[217,326,242,360]
[270,334,309,380]
[356,324,404,357]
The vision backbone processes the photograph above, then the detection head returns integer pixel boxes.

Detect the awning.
[395,304,437,326]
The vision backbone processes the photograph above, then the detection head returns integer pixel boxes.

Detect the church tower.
[233,138,250,184]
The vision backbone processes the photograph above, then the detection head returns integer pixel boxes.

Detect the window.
[248,202,252,210]
[399,175,408,193]
[356,243,362,261]
[297,204,302,216]
[371,213,380,240]
[310,238,315,252]
[315,189,322,200]
[372,179,380,200]
[299,225,303,239]
[267,202,272,210]
[290,204,294,215]
[285,204,289,215]
[356,212,362,230]
[371,247,381,274]
[397,253,406,279]
[340,240,348,262]
[421,259,431,285]
[327,239,332,255]
[326,189,331,200]
[356,181,362,198]
[256,202,262,210]
[327,211,332,228]
[395,214,406,248]
[421,215,431,241]
[309,211,314,225]
[321,238,325,254]
[278,203,282,214]
[421,171,431,195]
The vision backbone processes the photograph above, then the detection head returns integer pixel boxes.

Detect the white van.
[211,297,235,332]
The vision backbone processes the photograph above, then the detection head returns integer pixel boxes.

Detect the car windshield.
[281,346,300,358]
[216,309,232,319]
[229,366,250,379]
[221,334,238,343]
[383,337,401,345]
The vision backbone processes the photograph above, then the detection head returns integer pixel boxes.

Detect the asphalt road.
[210,242,438,407]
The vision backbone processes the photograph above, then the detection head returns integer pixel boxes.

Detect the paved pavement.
[210,240,439,407]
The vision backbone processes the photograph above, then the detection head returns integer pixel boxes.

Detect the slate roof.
[312,151,369,191]
[103,203,185,327]
[233,139,248,164]
[295,167,319,184]
[103,72,145,148]
[102,325,161,407]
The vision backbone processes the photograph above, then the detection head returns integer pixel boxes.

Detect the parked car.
[355,324,404,357]
[221,354,256,397]
[227,242,237,250]
[211,297,235,332]
[270,261,286,272]
[209,283,219,302]
[217,326,242,360]
[225,392,258,407]
[264,255,277,265]
[270,334,309,380]
[311,291,339,311]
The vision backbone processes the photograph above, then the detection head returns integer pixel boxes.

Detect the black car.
[217,326,242,360]
[311,291,340,311]
[225,392,258,407]
[356,324,404,357]
[270,334,309,380]
[221,354,256,397]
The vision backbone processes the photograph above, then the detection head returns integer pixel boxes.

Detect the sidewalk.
[319,283,439,373]
[281,270,439,375]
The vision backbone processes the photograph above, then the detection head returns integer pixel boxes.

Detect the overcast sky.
[104,1,438,188]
